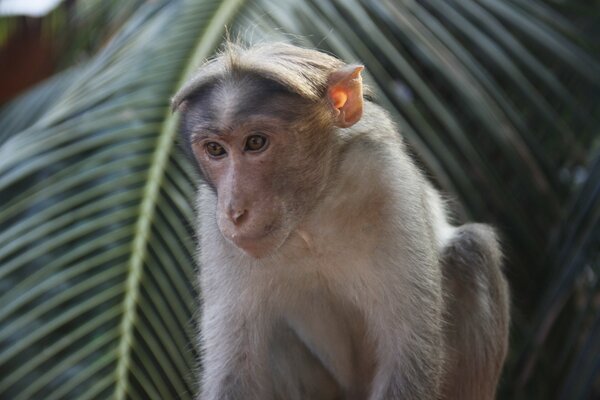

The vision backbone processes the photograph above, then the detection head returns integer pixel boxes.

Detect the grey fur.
[175,42,510,400]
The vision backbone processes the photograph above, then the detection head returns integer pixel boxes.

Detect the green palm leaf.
[1,0,598,399]
[0,0,244,398]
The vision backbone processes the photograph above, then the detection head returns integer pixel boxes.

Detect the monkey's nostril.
[230,208,247,224]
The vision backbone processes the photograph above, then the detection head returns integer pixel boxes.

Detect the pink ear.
[327,65,364,128]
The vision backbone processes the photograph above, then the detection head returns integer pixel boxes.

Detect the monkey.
[172,41,510,400]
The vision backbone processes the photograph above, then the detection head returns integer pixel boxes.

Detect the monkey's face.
[195,129,299,259]
[180,78,334,259]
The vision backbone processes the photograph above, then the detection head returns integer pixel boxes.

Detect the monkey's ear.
[327,65,364,128]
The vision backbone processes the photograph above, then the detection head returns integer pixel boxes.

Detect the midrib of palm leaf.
[102,0,247,399]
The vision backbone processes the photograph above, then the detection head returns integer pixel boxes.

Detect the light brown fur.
[175,42,510,400]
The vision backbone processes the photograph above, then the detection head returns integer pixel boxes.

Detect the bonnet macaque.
[173,42,509,400]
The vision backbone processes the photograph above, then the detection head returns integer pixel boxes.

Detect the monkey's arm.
[198,300,273,400]
[200,296,344,400]
[367,271,446,400]
[365,227,446,399]
[439,223,510,400]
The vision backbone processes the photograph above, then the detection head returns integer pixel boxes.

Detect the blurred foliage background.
[0,0,598,399]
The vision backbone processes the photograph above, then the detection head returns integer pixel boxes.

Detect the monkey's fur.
[174,42,510,400]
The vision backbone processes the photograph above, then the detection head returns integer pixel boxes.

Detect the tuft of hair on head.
[171,40,347,111]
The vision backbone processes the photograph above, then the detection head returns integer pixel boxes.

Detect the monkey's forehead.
[178,76,316,139]
[172,42,346,111]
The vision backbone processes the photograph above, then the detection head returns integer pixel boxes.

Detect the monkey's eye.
[205,142,226,158]
[244,134,268,152]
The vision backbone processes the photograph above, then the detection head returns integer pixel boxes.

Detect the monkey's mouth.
[229,221,275,241]
[226,224,283,259]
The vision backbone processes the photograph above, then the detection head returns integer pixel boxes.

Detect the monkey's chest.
[267,292,376,400]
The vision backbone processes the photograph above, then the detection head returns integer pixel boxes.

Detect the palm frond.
[516,154,600,399]
[0,0,245,398]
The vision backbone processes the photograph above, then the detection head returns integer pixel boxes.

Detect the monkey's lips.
[225,225,284,259]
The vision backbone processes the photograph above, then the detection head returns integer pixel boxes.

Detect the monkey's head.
[173,42,364,259]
